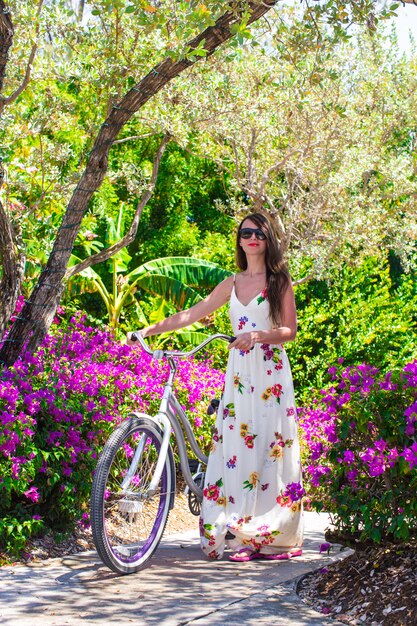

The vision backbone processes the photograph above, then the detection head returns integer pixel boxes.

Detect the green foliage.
[289,256,417,403]
[192,231,236,271]
[0,514,44,557]
[69,204,232,336]
[162,20,417,277]
[129,143,233,266]
[3,2,416,306]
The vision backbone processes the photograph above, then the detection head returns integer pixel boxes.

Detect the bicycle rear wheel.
[91,417,174,574]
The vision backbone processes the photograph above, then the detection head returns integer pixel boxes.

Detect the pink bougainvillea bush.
[2,307,416,556]
[0,314,224,555]
[298,359,417,545]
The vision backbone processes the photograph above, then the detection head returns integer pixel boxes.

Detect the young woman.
[127,212,304,561]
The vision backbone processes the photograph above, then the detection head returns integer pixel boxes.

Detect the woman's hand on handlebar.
[126,328,148,345]
[228,332,256,351]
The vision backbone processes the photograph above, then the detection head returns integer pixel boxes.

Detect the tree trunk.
[0,1,278,366]
[0,0,13,96]
[77,0,85,24]
[0,200,25,341]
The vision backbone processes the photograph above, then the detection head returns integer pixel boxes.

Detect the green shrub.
[299,359,417,545]
[289,256,417,402]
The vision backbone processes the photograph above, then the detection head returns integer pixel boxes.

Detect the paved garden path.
[0,512,350,625]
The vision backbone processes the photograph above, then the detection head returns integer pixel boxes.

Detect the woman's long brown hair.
[235,212,290,327]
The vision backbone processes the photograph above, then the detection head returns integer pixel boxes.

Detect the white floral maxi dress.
[200,286,304,558]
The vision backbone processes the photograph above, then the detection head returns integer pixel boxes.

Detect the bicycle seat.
[207,398,220,415]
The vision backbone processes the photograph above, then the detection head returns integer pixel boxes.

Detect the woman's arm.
[229,281,297,351]
[126,275,234,343]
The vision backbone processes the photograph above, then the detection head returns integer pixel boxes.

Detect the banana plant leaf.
[128,257,232,289]
[137,274,202,311]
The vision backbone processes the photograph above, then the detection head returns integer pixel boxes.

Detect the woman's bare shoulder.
[218,274,235,293]
[201,274,234,309]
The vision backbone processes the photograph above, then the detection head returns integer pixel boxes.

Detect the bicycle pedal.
[118,499,143,514]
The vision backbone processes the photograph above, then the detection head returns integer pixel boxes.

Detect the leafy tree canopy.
[0,0,415,363]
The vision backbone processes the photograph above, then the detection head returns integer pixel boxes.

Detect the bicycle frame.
[126,333,232,501]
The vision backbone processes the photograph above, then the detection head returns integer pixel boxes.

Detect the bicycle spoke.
[91,418,174,574]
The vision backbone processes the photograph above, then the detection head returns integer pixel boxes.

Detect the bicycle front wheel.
[91,417,174,574]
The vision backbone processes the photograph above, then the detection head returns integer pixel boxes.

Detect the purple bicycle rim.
[109,428,169,563]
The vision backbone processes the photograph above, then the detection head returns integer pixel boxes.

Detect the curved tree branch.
[258,148,303,196]
[0,0,44,114]
[65,132,171,279]
[293,274,312,286]
[113,132,155,145]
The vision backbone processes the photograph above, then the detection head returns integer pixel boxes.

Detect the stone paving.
[0,512,349,625]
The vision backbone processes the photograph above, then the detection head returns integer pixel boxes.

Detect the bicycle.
[90,332,233,575]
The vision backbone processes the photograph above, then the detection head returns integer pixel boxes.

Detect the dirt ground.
[298,540,417,625]
[6,491,198,563]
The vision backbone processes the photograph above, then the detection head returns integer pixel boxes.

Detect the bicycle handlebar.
[130,332,235,359]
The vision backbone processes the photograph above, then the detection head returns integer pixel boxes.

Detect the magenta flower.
[283,481,305,501]
[347,469,358,484]
[23,487,40,503]
[402,443,417,469]
[343,450,355,465]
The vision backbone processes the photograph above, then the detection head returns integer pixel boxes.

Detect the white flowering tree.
[149,13,417,279]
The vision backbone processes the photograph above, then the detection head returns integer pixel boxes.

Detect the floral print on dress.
[243,471,260,491]
[256,288,268,305]
[210,426,223,453]
[260,344,283,369]
[253,527,281,546]
[276,481,305,513]
[200,282,304,559]
[222,403,235,419]
[240,422,257,448]
[269,432,294,460]
[204,478,223,502]
[211,426,222,444]
[261,383,283,403]
[200,518,216,546]
[207,549,220,558]
[233,375,245,394]
[238,315,248,330]
[231,515,253,529]
[276,494,302,513]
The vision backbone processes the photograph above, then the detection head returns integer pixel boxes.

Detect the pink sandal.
[229,547,262,562]
[260,549,303,561]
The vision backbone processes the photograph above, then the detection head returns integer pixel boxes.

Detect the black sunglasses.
[239,227,267,241]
